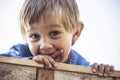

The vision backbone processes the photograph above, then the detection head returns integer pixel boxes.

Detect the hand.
[33,54,56,68]
[50,49,63,62]
[33,49,63,68]
[92,63,114,77]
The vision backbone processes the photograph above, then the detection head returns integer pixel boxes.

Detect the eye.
[50,31,61,38]
[31,34,40,39]
[30,33,40,41]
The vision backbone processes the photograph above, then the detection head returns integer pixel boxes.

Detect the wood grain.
[0,63,36,80]
[0,56,120,80]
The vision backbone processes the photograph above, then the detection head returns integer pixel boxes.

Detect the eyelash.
[30,34,40,39]
[29,31,61,41]
[50,31,61,37]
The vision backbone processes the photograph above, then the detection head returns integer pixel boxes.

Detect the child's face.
[25,19,75,63]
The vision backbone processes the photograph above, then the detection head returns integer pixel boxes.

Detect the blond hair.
[19,0,79,40]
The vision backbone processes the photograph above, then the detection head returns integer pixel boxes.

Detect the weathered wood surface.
[0,63,36,80]
[0,56,120,80]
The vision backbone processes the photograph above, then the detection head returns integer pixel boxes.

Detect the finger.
[47,56,57,68]
[33,56,44,64]
[50,49,63,58]
[110,65,114,73]
[103,65,110,77]
[43,57,53,68]
[98,64,105,76]
[92,63,99,73]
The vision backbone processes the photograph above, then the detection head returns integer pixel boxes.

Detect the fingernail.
[49,65,52,68]
[98,72,102,76]
[61,49,63,52]
[104,74,107,77]
[109,71,112,74]
[92,69,96,72]
[55,64,57,67]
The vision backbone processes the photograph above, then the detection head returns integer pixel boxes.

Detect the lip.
[39,50,56,55]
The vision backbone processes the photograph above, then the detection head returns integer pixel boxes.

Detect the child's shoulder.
[70,49,90,66]
[10,43,30,54]
[9,43,28,50]
[0,43,31,57]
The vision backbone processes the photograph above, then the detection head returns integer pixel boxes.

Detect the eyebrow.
[27,24,62,32]
[46,24,61,28]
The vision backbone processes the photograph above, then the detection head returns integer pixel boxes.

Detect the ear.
[72,21,84,45]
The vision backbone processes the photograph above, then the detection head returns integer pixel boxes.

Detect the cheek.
[62,38,72,62]
[55,36,72,56]
[62,39,72,55]
[28,43,39,56]
[53,38,72,62]
[62,35,73,59]
[55,37,72,51]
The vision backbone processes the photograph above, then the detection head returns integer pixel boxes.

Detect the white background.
[0,0,120,70]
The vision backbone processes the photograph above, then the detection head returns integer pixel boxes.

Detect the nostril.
[40,42,53,50]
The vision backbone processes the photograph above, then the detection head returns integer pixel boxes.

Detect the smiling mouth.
[39,48,62,55]
[39,50,56,55]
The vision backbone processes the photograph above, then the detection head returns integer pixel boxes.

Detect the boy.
[0,0,114,77]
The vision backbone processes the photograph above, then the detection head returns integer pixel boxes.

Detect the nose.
[40,39,53,51]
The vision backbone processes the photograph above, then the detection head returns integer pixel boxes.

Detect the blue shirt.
[0,43,90,66]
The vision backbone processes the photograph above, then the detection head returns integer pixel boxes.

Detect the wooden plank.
[0,63,36,80]
[56,63,120,78]
[0,56,120,78]
[54,70,113,80]
[38,69,54,80]
[0,56,44,68]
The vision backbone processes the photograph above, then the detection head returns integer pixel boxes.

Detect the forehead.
[26,15,63,31]
[39,14,62,27]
